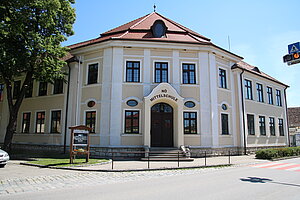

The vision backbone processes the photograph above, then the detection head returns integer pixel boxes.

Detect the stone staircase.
[141,147,194,161]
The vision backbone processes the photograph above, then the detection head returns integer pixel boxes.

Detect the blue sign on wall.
[288,42,300,54]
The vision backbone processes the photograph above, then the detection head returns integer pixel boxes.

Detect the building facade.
[0,12,289,155]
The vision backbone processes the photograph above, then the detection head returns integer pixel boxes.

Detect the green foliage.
[255,147,300,160]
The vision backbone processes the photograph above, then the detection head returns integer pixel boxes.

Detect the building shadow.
[240,177,300,187]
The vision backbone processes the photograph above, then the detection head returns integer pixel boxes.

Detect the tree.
[0,0,75,151]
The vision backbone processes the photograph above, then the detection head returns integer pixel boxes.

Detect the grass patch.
[27,158,109,167]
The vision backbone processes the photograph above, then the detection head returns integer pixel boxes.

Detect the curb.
[20,162,232,172]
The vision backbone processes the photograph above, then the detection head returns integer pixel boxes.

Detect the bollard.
[204,151,207,166]
[148,152,150,169]
[178,152,180,167]
[228,150,231,164]
[112,152,114,170]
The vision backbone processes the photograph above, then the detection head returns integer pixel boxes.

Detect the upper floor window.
[13,80,21,99]
[259,116,266,136]
[221,113,229,135]
[219,68,227,89]
[0,84,4,101]
[86,111,96,133]
[182,64,196,84]
[244,79,253,100]
[267,87,273,104]
[256,83,264,102]
[125,110,139,134]
[269,117,275,136]
[38,82,48,96]
[50,110,61,133]
[183,112,197,134]
[25,81,33,98]
[87,63,98,84]
[279,118,284,136]
[247,114,255,135]
[155,62,168,83]
[22,112,31,133]
[36,111,45,133]
[126,61,140,82]
[276,89,282,106]
[53,79,64,94]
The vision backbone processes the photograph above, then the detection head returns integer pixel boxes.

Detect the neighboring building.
[288,107,300,146]
[0,12,289,155]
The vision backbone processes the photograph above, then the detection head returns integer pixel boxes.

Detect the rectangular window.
[183,112,197,134]
[22,112,31,133]
[155,62,168,83]
[126,61,140,82]
[87,63,98,84]
[85,111,96,133]
[256,83,264,102]
[247,114,255,135]
[51,110,61,133]
[269,117,275,136]
[13,80,21,99]
[259,116,266,136]
[244,79,253,100]
[0,84,4,101]
[36,112,45,133]
[279,118,284,136]
[221,113,229,135]
[53,79,64,94]
[182,64,196,84]
[38,82,47,96]
[276,89,282,106]
[25,81,33,98]
[267,87,273,105]
[125,111,139,134]
[219,68,227,88]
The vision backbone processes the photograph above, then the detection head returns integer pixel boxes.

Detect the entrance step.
[141,147,194,161]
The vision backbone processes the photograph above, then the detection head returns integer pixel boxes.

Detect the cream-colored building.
[0,12,289,155]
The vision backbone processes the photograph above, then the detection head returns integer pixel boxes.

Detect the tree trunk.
[3,111,18,152]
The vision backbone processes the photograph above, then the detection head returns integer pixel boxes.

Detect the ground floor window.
[51,110,61,133]
[125,110,139,134]
[221,113,229,135]
[259,116,266,135]
[247,114,255,135]
[183,112,197,134]
[85,111,96,133]
[36,112,45,133]
[22,112,31,133]
[279,118,284,136]
[269,117,275,136]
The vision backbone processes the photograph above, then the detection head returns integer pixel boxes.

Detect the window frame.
[87,63,99,85]
[38,82,48,96]
[278,118,284,136]
[259,116,266,136]
[244,79,253,100]
[21,112,31,133]
[35,111,46,133]
[247,114,255,135]
[221,113,230,135]
[276,89,282,106]
[85,110,96,133]
[182,63,196,84]
[256,83,264,102]
[267,86,273,105]
[50,110,62,133]
[13,80,21,99]
[53,79,64,95]
[183,111,198,134]
[269,117,275,136]
[25,80,33,98]
[125,60,141,83]
[154,61,169,83]
[218,68,227,89]
[124,110,140,134]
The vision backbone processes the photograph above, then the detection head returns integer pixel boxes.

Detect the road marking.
[251,162,300,172]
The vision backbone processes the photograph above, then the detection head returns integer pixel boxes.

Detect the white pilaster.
[199,52,212,147]
[172,50,180,93]
[143,49,151,96]
[236,70,246,148]
[109,47,123,146]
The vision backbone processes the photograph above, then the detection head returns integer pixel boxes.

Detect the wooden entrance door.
[151,103,173,147]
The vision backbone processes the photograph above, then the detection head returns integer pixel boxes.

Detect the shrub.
[255,147,300,160]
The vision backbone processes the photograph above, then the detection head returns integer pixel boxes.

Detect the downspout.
[239,69,247,155]
[63,63,71,154]
[284,87,290,147]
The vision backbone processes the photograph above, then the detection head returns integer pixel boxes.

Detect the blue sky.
[63,0,300,107]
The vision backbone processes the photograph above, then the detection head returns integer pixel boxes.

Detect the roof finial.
[153,4,156,12]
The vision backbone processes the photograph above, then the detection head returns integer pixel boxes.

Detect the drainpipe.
[284,87,290,147]
[239,69,247,155]
[63,63,71,154]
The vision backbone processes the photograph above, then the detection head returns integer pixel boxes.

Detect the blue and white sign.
[288,42,300,54]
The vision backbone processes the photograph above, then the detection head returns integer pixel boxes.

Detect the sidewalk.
[37,154,267,172]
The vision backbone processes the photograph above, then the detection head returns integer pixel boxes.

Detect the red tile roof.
[232,61,288,87]
[288,107,300,127]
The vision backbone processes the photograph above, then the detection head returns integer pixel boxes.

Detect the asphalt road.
[1,158,300,200]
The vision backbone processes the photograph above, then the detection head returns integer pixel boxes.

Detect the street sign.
[288,42,300,54]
